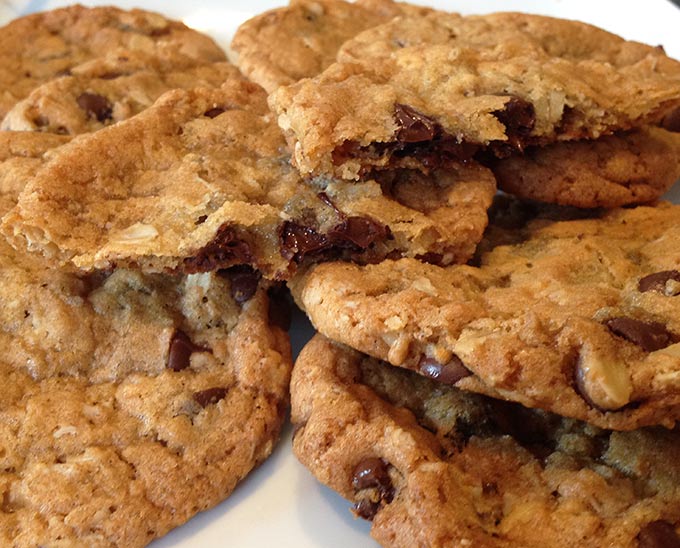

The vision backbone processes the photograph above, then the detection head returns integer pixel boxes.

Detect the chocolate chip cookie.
[3,78,496,277]
[291,199,680,430]
[493,126,680,208]
[270,11,680,179]
[0,257,291,546]
[292,334,680,548]
[2,49,240,135]
[231,0,431,93]
[0,5,226,119]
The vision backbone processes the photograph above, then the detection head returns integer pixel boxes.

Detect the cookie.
[1,49,241,135]
[0,5,226,118]
[270,11,680,179]
[3,78,496,277]
[292,334,680,548]
[493,126,680,208]
[290,200,680,430]
[0,257,291,546]
[231,0,430,93]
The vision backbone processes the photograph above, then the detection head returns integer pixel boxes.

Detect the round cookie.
[2,78,496,277]
[0,5,226,118]
[0,254,291,546]
[1,49,241,135]
[292,335,680,548]
[290,200,680,430]
[270,11,680,179]
[493,126,680,208]
[231,0,431,93]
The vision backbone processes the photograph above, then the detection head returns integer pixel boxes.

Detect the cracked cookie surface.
[231,0,430,93]
[270,11,680,179]
[291,200,680,430]
[292,335,680,548]
[3,79,495,277]
[0,5,226,119]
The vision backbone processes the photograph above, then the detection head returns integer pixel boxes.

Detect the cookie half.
[291,200,680,430]
[231,0,431,92]
[3,79,496,276]
[0,255,291,546]
[1,49,240,135]
[0,5,226,118]
[292,335,680,547]
[270,12,680,179]
[493,126,680,208]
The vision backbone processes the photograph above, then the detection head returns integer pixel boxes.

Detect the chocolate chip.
[279,217,389,264]
[148,26,171,37]
[204,107,225,119]
[351,457,394,520]
[418,356,472,385]
[352,499,380,521]
[638,521,680,548]
[217,265,260,304]
[183,224,252,273]
[195,215,208,225]
[492,97,535,149]
[394,103,437,143]
[605,317,675,352]
[76,92,113,122]
[267,284,292,331]
[193,387,228,407]
[662,108,680,133]
[279,222,330,262]
[167,330,209,371]
[638,270,680,294]
[326,217,389,249]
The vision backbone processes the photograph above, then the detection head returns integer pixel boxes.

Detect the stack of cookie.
[236,2,680,547]
[1,1,680,546]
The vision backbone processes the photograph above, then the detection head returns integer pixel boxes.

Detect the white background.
[1,1,679,546]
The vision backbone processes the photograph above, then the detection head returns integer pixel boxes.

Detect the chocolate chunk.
[492,97,535,149]
[351,457,394,521]
[218,265,260,304]
[167,330,209,371]
[279,217,389,264]
[418,356,472,385]
[204,107,225,119]
[352,457,394,498]
[279,222,330,262]
[76,92,113,122]
[327,216,389,249]
[352,499,380,521]
[267,284,293,331]
[662,108,680,133]
[605,317,675,352]
[193,387,228,407]
[638,521,680,548]
[638,270,680,293]
[394,103,437,143]
[184,224,252,273]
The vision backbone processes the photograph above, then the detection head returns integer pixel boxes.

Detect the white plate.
[1,1,679,546]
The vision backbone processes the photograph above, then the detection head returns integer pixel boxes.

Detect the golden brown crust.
[291,202,680,430]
